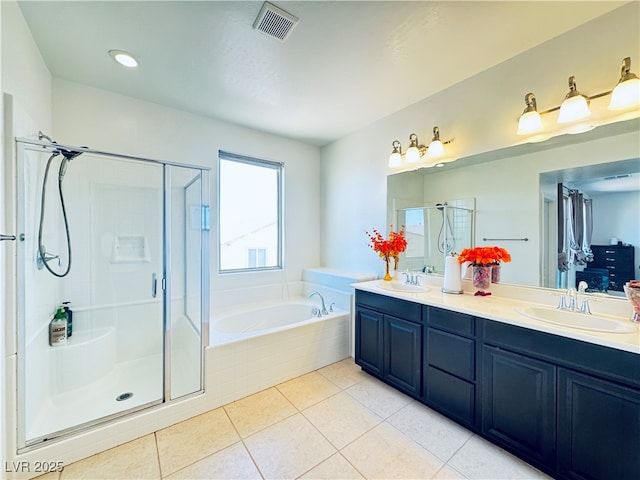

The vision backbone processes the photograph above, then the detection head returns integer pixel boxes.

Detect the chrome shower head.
[59,148,83,161]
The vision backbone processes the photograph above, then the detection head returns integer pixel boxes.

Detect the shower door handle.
[0,234,16,241]
[151,273,157,298]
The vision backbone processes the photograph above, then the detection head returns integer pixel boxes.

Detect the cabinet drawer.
[427,307,474,336]
[356,290,422,321]
[428,328,475,381]
[425,366,475,428]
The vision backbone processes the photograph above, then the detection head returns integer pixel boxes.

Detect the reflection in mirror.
[540,158,640,297]
[396,204,475,274]
[387,118,639,297]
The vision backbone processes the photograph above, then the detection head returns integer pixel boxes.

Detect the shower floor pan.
[26,353,163,445]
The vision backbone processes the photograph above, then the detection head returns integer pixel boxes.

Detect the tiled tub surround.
[207,297,351,407]
[353,277,640,479]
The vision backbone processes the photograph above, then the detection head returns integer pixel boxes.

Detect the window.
[218,151,283,272]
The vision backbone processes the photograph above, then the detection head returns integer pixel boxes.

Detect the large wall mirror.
[387,118,640,298]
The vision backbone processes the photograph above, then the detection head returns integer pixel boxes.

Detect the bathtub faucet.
[308,291,328,316]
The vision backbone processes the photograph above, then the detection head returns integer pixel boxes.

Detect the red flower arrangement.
[458,246,511,296]
[366,225,407,280]
[457,246,511,266]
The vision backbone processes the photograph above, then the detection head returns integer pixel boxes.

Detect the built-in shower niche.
[396,202,475,274]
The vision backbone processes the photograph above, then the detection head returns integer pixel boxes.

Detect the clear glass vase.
[472,265,492,295]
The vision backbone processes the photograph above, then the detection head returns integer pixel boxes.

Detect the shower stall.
[397,203,475,273]
[15,138,210,449]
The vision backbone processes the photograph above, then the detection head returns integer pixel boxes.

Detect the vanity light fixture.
[388,128,454,168]
[516,56,640,139]
[426,127,444,159]
[609,57,640,111]
[517,93,544,135]
[109,50,139,68]
[557,76,591,124]
[405,133,424,163]
[388,140,403,167]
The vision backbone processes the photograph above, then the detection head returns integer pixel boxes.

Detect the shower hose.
[37,152,72,277]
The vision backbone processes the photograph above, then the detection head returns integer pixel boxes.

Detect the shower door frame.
[14,138,210,451]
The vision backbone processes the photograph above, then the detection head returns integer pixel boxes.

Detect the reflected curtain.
[559,185,593,270]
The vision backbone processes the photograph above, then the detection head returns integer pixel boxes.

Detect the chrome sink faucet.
[308,291,328,316]
[403,270,421,286]
[557,282,591,314]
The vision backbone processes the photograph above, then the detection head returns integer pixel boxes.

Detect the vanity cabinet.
[482,346,556,468]
[424,307,478,429]
[482,319,640,479]
[354,289,640,480]
[355,290,422,398]
[558,369,640,480]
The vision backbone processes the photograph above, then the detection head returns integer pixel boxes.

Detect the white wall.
[1,0,53,470]
[51,79,321,297]
[320,3,640,280]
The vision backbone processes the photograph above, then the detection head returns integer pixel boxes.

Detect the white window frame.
[217,151,283,273]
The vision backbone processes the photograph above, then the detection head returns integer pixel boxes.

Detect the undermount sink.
[377,280,429,293]
[515,306,637,334]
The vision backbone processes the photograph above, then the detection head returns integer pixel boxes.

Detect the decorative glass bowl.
[623,281,640,323]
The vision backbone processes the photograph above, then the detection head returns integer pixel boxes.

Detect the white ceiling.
[18,1,628,146]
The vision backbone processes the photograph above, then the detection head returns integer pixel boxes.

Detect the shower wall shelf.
[111,235,150,263]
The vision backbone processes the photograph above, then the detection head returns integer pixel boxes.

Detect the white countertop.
[354,279,640,355]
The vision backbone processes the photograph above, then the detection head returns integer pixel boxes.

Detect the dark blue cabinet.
[355,291,422,398]
[424,307,477,429]
[354,290,640,480]
[482,346,556,468]
[558,369,640,480]
[354,306,383,376]
[383,315,422,397]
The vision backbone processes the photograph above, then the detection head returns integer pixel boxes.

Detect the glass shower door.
[18,143,165,446]
[167,165,209,399]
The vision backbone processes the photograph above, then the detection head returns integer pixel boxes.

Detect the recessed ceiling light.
[109,50,138,68]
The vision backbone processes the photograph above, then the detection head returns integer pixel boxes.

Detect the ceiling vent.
[253,2,298,41]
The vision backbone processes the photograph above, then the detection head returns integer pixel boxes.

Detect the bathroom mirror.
[387,118,640,296]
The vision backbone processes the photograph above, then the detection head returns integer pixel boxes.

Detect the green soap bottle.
[49,307,68,346]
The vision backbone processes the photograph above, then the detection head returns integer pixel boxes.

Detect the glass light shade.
[388,152,402,167]
[426,140,444,158]
[405,146,421,163]
[608,77,640,110]
[557,95,591,123]
[517,110,543,135]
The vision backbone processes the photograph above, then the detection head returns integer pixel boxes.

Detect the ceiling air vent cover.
[253,2,298,41]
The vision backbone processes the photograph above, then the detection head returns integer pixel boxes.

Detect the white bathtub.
[211,301,340,344]
[207,298,351,405]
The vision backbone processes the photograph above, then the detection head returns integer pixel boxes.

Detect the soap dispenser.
[62,301,73,337]
[49,307,68,346]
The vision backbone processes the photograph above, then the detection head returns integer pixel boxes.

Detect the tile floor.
[37,358,552,480]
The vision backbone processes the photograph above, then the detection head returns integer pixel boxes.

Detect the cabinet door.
[558,369,640,480]
[482,346,556,469]
[355,306,383,376]
[383,315,422,397]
